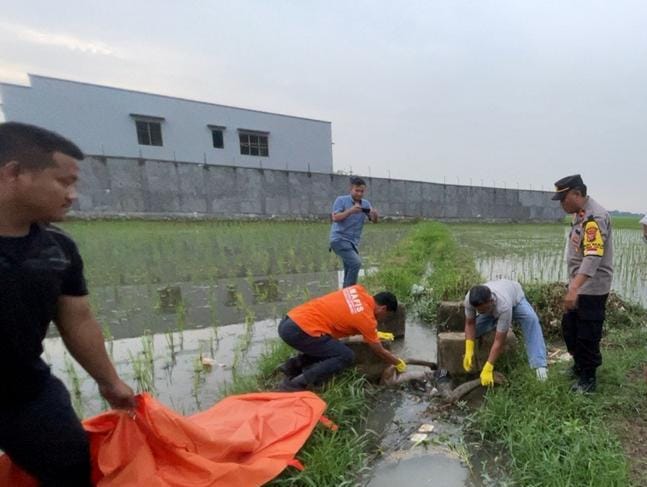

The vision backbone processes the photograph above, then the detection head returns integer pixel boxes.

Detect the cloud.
[0,21,116,56]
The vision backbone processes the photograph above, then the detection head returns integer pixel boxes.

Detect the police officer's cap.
[551,174,585,201]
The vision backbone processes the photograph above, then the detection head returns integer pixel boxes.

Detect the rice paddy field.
[50,220,412,416]
[44,218,646,419]
[449,220,647,307]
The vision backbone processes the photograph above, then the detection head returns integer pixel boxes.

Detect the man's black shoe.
[276,357,303,378]
[570,377,596,394]
[277,374,309,392]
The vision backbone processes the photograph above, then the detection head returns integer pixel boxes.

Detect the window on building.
[131,115,164,146]
[208,125,226,149]
[239,130,269,157]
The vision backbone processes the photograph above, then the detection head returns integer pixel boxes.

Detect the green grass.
[611,216,643,230]
[468,293,647,486]
[365,221,481,321]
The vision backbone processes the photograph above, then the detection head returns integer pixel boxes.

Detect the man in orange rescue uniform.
[277,285,406,391]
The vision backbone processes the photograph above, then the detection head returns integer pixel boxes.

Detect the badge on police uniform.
[582,219,604,256]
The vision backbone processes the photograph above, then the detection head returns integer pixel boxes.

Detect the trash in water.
[418,424,435,433]
[201,356,216,367]
[410,433,428,443]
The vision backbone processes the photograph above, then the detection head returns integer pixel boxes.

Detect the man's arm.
[55,295,135,409]
[486,330,508,365]
[564,273,589,310]
[464,316,476,340]
[367,341,401,366]
[564,215,608,310]
[332,202,363,222]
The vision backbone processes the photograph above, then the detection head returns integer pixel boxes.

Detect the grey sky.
[1,0,645,212]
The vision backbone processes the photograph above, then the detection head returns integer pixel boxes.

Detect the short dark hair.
[374,291,398,312]
[468,285,492,307]
[0,122,84,170]
[571,185,587,197]
[349,176,366,186]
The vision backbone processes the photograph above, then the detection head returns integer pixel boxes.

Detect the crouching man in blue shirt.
[329,176,378,288]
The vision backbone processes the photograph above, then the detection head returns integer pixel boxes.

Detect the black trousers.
[0,375,91,486]
[561,294,608,380]
[278,316,355,385]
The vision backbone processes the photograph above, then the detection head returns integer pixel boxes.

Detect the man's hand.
[563,287,578,311]
[480,361,495,387]
[99,379,136,410]
[564,274,588,311]
[369,208,379,222]
[395,359,407,373]
[463,339,475,372]
[377,331,395,341]
[349,202,363,214]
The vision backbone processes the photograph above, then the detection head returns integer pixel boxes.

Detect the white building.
[0,74,333,173]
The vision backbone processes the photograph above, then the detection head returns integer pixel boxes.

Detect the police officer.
[552,174,613,393]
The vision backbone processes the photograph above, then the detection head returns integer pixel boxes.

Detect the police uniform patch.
[583,220,604,256]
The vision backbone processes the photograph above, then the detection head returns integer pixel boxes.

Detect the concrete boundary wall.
[74,156,563,221]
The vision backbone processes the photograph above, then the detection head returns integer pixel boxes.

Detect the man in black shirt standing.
[0,122,135,485]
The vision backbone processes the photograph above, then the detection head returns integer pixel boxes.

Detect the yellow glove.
[480,361,494,387]
[463,339,475,372]
[395,359,407,373]
[377,331,395,341]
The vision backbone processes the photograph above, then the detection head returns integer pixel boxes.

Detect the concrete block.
[437,330,518,376]
[436,301,465,332]
[378,304,406,338]
[340,336,391,382]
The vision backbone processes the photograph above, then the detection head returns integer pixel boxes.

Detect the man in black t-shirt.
[0,122,135,486]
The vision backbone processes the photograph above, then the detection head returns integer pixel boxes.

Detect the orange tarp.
[0,391,330,486]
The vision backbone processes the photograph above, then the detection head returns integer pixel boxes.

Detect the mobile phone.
[362,207,371,214]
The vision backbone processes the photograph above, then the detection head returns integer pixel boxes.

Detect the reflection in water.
[72,270,341,341]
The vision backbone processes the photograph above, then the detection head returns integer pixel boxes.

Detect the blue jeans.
[278,317,355,385]
[330,239,361,288]
[475,297,547,369]
[0,375,91,486]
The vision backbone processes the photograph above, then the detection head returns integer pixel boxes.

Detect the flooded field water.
[449,223,647,307]
[46,221,411,418]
